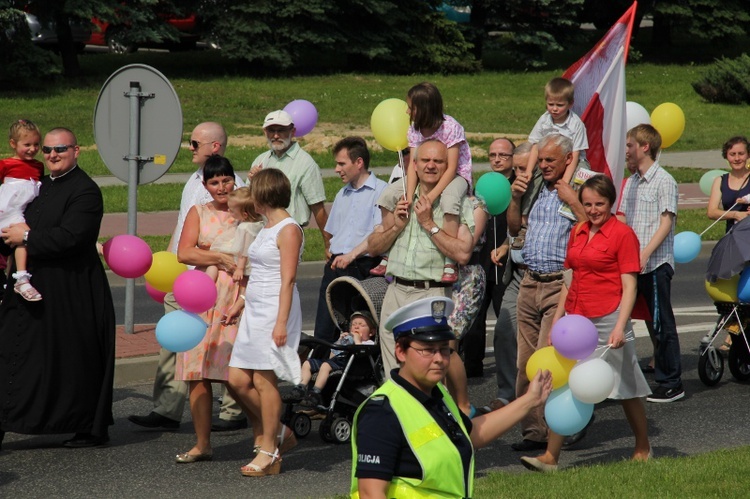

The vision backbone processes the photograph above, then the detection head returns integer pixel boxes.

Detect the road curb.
[115,355,159,387]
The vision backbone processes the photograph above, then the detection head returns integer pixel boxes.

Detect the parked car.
[87,14,200,54]
[25,12,91,52]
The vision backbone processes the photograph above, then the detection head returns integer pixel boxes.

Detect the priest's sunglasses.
[42,144,76,154]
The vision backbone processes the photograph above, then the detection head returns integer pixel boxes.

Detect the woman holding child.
[173,155,248,463]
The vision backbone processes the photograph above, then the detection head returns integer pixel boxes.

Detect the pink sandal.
[14,278,42,302]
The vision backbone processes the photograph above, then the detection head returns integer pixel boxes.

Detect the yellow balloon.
[526,346,576,390]
[705,275,739,303]
[144,251,188,293]
[650,102,685,149]
[370,98,410,152]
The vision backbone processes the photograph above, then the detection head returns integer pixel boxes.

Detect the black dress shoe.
[563,413,595,447]
[511,439,547,451]
[127,412,180,430]
[62,432,109,448]
[211,418,248,432]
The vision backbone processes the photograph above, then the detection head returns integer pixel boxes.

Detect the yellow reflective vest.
[350,380,474,498]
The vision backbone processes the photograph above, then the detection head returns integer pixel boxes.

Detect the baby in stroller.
[284,311,376,408]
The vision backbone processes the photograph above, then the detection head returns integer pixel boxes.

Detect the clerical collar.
[50,165,78,181]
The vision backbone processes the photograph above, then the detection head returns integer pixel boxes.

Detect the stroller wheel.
[330,417,352,444]
[698,347,724,386]
[319,420,335,443]
[728,345,750,381]
[290,413,311,438]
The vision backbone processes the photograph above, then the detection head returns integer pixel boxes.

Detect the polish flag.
[563,2,638,201]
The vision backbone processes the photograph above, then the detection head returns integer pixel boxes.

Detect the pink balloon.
[102,235,153,278]
[550,314,599,360]
[172,270,218,314]
[144,282,167,304]
[283,99,318,137]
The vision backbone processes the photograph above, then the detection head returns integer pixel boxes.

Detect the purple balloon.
[550,314,599,360]
[283,99,318,137]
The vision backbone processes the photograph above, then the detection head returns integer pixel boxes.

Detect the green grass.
[1,51,745,179]
[472,446,750,498]
[676,208,725,241]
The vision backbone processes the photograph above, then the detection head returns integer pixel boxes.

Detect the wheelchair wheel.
[330,417,352,444]
[290,413,311,438]
[698,347,724,386]
[728,345,750,381]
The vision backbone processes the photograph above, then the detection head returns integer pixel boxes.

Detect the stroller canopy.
[326,276,388,334]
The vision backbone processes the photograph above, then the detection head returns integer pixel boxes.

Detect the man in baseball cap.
[248,109,329,252]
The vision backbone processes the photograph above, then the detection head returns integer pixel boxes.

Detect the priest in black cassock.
[0,127,115,448]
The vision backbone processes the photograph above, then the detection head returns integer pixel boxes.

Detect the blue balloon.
[738,268,750,303]
[673,231,701,264]
[544,385,594,436]
[155,310,207,352]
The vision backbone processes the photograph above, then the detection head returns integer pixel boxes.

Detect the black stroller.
[281,276,388,444]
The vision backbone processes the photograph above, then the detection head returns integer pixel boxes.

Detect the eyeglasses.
[265,126,293,135]
[42,144,75,154]
[188,139,212,149]
[489,152,513,160]
[408,346,454,358]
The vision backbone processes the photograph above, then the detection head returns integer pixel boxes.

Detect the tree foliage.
[652,0,750,47]
[0,6,60,89]
[470,0,586,68]
[692,54,750,105]
[203,0,479,74]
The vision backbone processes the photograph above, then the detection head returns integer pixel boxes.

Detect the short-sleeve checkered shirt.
[619,161,677,273]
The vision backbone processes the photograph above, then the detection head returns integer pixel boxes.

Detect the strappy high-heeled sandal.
[278,424,297,455]
[241,448,281,477]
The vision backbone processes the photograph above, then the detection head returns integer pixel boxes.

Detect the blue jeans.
[637,263,682,388]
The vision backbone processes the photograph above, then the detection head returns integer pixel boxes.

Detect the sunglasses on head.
[42,144,75,154]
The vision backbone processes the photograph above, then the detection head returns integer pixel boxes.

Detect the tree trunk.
[55,11,81,78]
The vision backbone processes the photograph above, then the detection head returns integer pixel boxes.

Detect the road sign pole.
[123,81,143,334]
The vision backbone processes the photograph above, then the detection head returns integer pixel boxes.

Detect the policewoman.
[350,297,553,498]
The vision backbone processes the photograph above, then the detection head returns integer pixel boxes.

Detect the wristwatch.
[428,226,440,237]
[23,230,29,245]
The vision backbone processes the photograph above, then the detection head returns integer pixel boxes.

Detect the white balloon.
[626,101,651,132]
[568,358,615,404]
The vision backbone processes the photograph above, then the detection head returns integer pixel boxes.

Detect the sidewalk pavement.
[108,151,718,386]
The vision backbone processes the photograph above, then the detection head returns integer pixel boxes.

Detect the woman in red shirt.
[520,174,652,472]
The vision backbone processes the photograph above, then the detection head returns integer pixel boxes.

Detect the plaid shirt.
[378,182,475,281]
[619,161,677,273]
[522,185,574,273]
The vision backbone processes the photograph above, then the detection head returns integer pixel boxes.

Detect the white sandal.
[241,448,281,476]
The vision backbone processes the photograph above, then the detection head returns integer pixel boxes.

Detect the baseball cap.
[263,110,294,129]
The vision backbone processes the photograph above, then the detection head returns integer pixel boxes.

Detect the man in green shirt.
[368,139,475,379]
[248,110,330,252]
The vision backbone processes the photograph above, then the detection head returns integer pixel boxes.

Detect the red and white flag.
[563,2,637,201]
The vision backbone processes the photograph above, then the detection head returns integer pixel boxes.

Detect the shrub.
[692,54,750,104]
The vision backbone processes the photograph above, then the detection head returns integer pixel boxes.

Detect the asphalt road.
[3,243,749,497]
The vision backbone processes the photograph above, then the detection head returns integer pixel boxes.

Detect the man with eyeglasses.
[460,138,516,380]
[368,140,475,382]
[248,110,329,253]
[350,296,552,498]
[0,127,116,448]
[128,121,247,433]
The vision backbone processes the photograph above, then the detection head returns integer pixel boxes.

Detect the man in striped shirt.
[506,134,586,451]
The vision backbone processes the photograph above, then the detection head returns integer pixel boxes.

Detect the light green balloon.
[699,169,726,196]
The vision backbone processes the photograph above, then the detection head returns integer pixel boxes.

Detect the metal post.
[124,81,142,334]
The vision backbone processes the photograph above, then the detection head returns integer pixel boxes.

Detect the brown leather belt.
[394,277,450,289]
[526,269,564,283]
[516,264,529,270]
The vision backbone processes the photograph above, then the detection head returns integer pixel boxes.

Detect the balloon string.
[594,336,635,358]
[701,202,738,236]
[398,149,407,201]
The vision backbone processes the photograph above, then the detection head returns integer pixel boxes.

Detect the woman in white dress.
[227,168,304,477]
